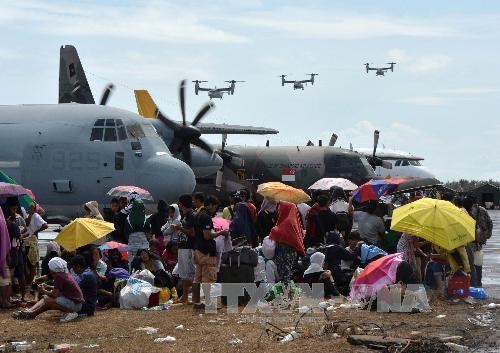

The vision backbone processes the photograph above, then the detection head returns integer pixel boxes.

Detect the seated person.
[324,232,356,295]
[162,241,178,273]
[106,248,129,272]
[303,252,339,298]
[131,249,165,273]
[71,254,98,316]
[341,231,361,273]
[13,257,83,322]
[91,246,108,278]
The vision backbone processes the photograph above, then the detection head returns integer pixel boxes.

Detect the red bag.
[447,273,470,299]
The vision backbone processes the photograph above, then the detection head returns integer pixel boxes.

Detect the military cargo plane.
[0,103,196,218]
[60,45,277,178]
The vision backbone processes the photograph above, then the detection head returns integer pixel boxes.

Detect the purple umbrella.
[0,182,31,198]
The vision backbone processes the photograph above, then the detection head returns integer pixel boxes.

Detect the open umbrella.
[212,217,231,232]
[55,218,115,252]
[350,253,403,300]
[0,182,32,198]
[308,178,358,192]
[107,186,153,201]
[390,198,475,251]
[0,171,36,209]
[257,182,311,204]
[352,178,405,203]
[99,241,129,260]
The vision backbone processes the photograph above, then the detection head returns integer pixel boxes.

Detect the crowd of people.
[0,185,494,322]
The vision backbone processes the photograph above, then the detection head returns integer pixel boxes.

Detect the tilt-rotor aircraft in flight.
[59,45,278,179]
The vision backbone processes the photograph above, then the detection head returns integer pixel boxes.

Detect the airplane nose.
[138,155,196,203]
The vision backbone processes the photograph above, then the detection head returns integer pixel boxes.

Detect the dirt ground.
[1,297,499,353]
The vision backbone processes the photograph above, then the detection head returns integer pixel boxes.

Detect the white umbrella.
[308,178,358,192]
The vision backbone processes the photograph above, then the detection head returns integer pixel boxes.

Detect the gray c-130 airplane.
[0,103,196,218]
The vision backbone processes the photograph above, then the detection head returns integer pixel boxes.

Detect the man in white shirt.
[22,204,48,284]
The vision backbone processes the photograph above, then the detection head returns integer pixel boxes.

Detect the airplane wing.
[214,88,231,92]
[134,89,278,135]
[283,80,296,84]
[297,79,311,83]
[197,123,278,135]
[197,87,212,92]
[59,45,95,104]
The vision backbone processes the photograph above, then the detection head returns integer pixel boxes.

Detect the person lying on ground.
[13,257,83,322]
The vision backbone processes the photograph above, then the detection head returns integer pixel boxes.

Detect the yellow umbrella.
[391,198,475,251]
[257,182,311,204]
[55,218,115,252]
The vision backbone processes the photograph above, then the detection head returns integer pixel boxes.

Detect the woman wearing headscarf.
[256,198,277,243]
[124,197,150,270]
[229,202,257,247]
[161,204,181,245]
[303,252,339,298]
[149,200,169,251]
[269,201,305,285]
[13,257,84,322]
[83,201,104,221]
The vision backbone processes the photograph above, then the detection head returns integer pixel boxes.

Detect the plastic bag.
[132,269,155,285]
[262,236,276,260]
[119,277,160,309]
[469,287,488,299]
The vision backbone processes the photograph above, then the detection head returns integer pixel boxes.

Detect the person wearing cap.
[12,257,83,322]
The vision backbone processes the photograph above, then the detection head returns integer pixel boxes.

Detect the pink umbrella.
[0,182,31,198]
[212,216,231,232]
[106,186,153,201]
[350,253,404,300]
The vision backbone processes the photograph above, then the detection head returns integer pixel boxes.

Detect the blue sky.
[1,0,499,181]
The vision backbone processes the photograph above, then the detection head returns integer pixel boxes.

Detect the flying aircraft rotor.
[155,80,215,165]
[192,79,244,99]
[365,62,396,76]
[280,73,318,90]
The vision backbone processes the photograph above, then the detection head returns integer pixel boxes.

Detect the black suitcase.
[220,248,256,305]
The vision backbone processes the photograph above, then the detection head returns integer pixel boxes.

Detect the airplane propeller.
[155,80,215,166]
[99,83,115,105]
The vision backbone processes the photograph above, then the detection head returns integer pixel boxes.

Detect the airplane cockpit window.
[402,160,410,166]
[395,160,402,167]
[141,124,158,137]
[91,118,128,142]
[127,124,146,139]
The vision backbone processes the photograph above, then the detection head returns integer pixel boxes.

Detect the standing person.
[463,196,493,287]
[192,196,227,310]
[171,194,196,304]
[324,232,356,294]
[112,197,129,244]
[304,192,336,249]
[349,199,385,247]
[149,200,169,252]
[222,193,237,220]
[124,196,150,270]
[83,201,104,220]
[0,207,13,309]
[161,204,181,244]
[329,186,352,240]
[269,201,305,285]
[229,202,257,247]
[236,189,257,221]
[192,192,205,214]
[256,198,277,243]
[22,203,48,285]
[104,198,120,222]
[13,257,83,322]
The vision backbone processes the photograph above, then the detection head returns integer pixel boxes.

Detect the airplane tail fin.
[134,90,158,118]
[59,45,95,104]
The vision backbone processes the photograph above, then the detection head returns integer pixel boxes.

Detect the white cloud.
[399,96,445,106]
[233,9,457,39]
[0,0,248,44]
[388,49,452,73]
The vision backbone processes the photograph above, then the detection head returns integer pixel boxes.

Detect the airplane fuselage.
[0,104,196,217]
[208,90,224,99]
[293,82,304,90]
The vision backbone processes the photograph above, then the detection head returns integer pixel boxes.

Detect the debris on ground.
[175,325,185,330]
[227,335,242,345]
[468,312,494,327]
[279,331,298,343]
[153,336,176,343]
[436,314,446,319]
[135,327,159,335]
